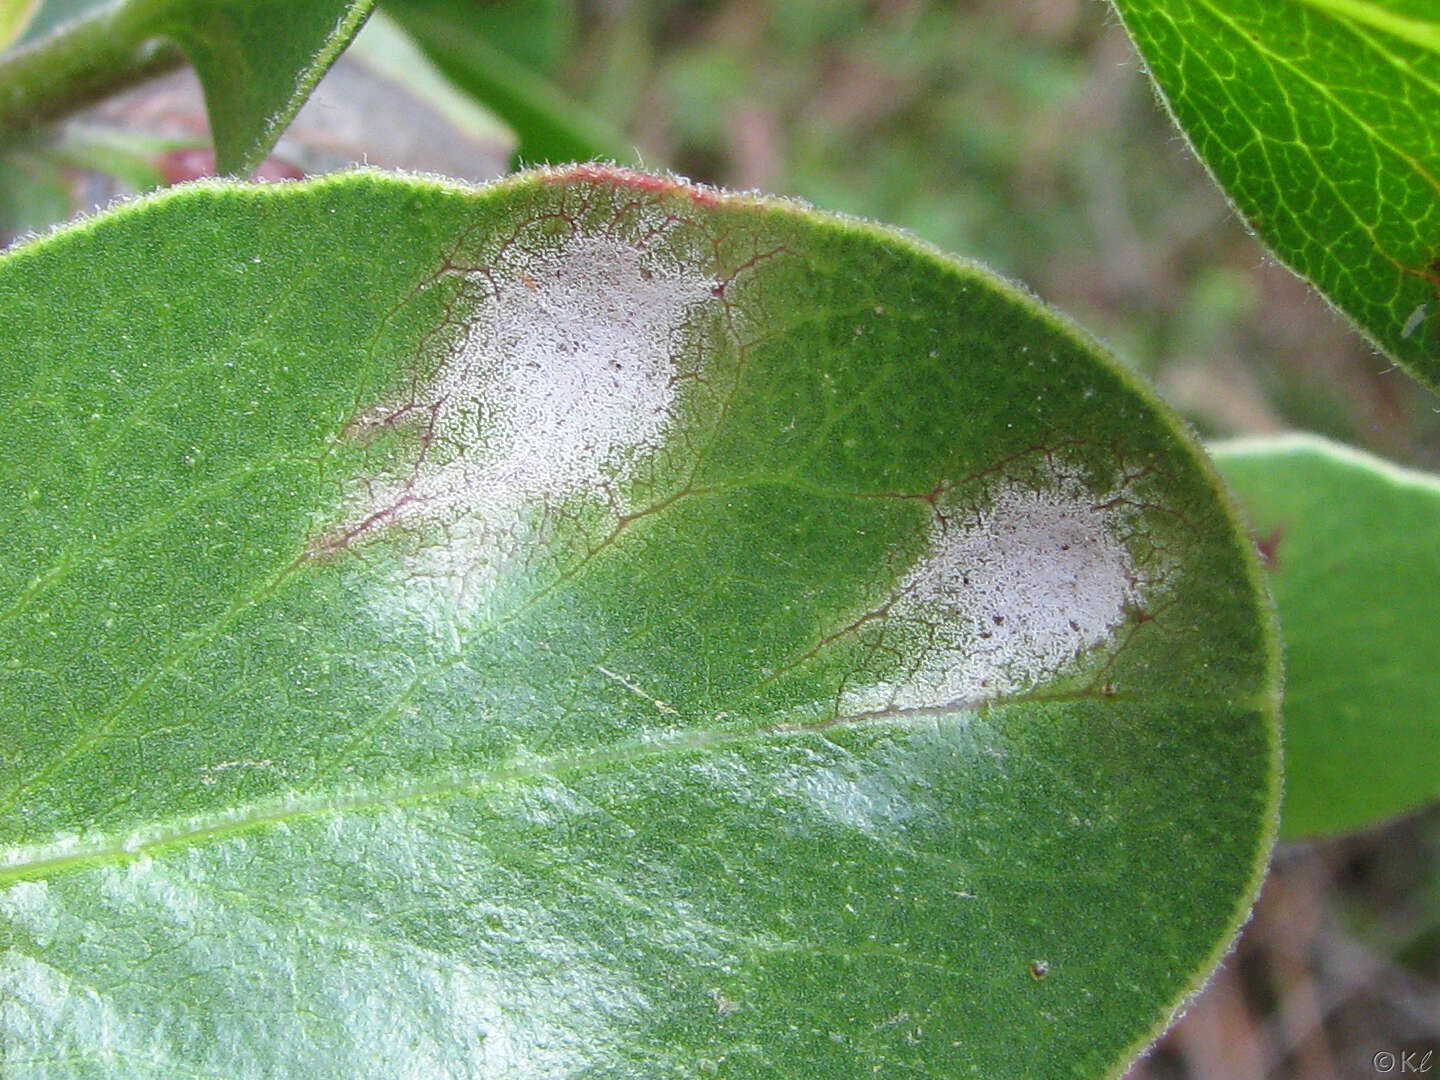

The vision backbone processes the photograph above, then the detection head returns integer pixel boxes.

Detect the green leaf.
[0,0,40,51]
[382,0,579,76]
[0,0,378,176]
[149,0,379,176]
[8,0,101,47]
[0,145,71,239]
[1110,0,1440,390]
[386,0,624,166]
[0,167,1278,1077]
[1214,433,1440,839]
[340,8,516,163]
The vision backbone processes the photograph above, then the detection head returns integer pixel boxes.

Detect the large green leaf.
[1215,433,1440,839]
[1110,0,1440,390]
[0,0,377,175]
[0,167,1278,1078]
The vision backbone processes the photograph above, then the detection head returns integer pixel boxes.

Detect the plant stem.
[0,3,184,146]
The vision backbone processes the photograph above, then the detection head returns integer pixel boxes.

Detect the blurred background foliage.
[1,1,1436,1076]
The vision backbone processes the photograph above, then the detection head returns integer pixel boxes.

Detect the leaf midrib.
[0,687,1246,886]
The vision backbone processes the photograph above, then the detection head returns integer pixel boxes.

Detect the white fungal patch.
[437,233,716,513]
[332,229,718,589]
[845,477,1145,713]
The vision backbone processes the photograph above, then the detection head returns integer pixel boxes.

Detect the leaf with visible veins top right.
[1110,0,1440,390]
[0,166,1279,1079]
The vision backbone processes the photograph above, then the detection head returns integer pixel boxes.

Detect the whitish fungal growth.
[329,226,719,583]
[846,477,1148,713]
[441,232,717,512]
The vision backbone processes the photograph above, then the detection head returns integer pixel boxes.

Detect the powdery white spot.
[782,762,918,836]
[330,229,718,601]
[432,233,716,515]
[845,478,1143,713]
[776,742,940,837]
[0,881,134,1050]
[0,951,112,1047]
[0,881,59,948]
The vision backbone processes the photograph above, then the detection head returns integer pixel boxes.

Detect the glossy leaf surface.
[1216,433,1440,839]
[0,168,1279,1078]
[1111,0,1440,389]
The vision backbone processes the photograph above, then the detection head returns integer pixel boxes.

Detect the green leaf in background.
[1214,433,1440,839]
[340,8,517,166]
[0,0,378,175]
[1110,0,1440,390]
[405,0,579,74]
[0,0,39,51]
[8,0,101,46]
[0,143,71,236]
[386,0,624,165]
[0,167,1278,1077]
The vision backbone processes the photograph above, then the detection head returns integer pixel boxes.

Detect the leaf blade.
[0,168,1279,1077]
[385,0,623,165]
[0,0,40,51]
[157,0,378,175]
